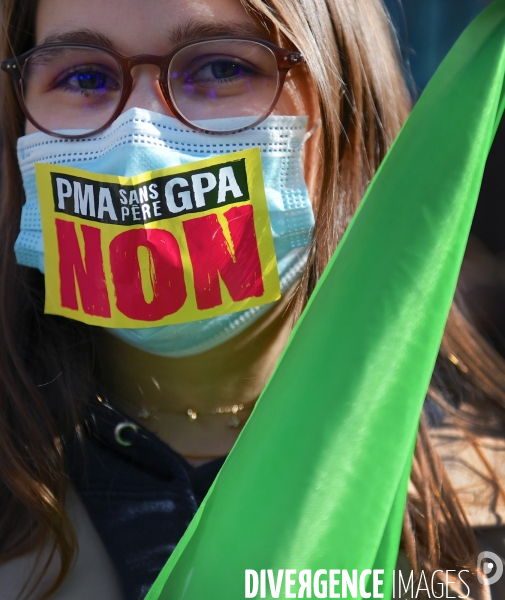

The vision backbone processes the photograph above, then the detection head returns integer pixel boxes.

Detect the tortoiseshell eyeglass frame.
[1,36,304,139]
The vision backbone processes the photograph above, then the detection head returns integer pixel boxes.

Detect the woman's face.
[30,0,315,134]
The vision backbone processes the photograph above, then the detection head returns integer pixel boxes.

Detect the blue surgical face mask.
[16,108,314,357]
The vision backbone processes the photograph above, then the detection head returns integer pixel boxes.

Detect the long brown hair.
[1,0,503,596]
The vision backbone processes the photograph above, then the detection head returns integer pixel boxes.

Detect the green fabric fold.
[146,2,505,598]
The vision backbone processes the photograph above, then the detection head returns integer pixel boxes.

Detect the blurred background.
[384,0,492,92]
[384,0,505,356]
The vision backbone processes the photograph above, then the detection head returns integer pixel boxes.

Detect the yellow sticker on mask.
[35,148,281,328]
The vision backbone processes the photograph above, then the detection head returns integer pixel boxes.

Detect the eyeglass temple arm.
[1,58,22,83]
[281,52,304,70]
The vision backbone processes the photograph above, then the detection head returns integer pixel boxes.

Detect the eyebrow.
[167,19,271,46]
[40,30,116,48]
[39,20,271,52]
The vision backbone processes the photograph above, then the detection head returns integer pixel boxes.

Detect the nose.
[122,64,176,118]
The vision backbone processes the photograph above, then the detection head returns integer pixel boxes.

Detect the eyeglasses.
[1,37,304,140]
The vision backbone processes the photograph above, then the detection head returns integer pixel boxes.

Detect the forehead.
[35,0,268,53]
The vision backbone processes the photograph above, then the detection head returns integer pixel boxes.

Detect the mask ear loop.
[303,119,322,143]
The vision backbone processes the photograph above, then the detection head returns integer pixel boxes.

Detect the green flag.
[146,2,505,598]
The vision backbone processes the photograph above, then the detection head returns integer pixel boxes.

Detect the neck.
[96,287,297,461]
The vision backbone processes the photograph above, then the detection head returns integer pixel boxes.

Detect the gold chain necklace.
[137,399,257,428]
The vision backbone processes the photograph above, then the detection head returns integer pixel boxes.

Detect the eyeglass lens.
[21,40,280,134]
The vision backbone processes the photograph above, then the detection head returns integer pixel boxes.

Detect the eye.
[55,65,120,94]
[70,71,107,90]
[184,55,256,85]
[204,60,245,81]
